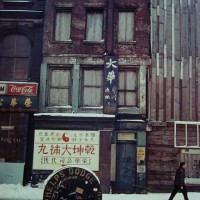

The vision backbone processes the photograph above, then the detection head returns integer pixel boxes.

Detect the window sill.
[118,41,136,45]
[118,107,142,114]
[3,0,32,3]
[52,40,72,44]
[42,106,72,113]
[83,40,104,44]
[79,106,103,113]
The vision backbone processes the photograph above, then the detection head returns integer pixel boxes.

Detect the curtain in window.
[118,70,137,106]
[49,69,71,106]
[83,69,103,106]
[86,12,103,41]
[55,11,71,41]
[118,12,134,42]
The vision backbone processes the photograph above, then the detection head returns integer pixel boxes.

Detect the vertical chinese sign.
[33,130,100,171]
[103,55,118,114]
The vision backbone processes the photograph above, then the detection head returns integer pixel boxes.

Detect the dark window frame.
[0,33,31,81]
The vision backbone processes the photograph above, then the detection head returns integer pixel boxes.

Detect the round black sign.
[43,166,102,200]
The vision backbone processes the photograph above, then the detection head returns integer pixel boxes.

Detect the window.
[118,11,135,42]
[0,34,30,81]
[55,10,71,41]
[118,68,138,107]
[81,68,103,106]
[0,113,27,162]
[174,121,200,148]
[47,67,71,106]
[86,10,103,41]
[181,150,200,182]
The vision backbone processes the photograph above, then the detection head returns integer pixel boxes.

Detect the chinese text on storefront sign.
[33,130,100,171]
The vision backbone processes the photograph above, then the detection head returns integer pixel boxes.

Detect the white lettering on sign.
[0,84,6,94]
[7,83,38,95]
[9,85,34,94]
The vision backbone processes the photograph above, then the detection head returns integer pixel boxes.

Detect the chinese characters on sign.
[0,96,38,112]
[33,130,100,171]
[103,56,118,114]
[0,82,38,112]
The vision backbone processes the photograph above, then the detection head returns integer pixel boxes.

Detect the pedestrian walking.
[168,162,189,200]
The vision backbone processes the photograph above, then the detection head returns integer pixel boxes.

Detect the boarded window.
[86,11,103,41]
[55,10,71,41]
[118,12,134,42]
[82,68,103,106]
[0,113,27,162]
[118,69,138,107]
[48,68,71,106]
[0,34,30,81]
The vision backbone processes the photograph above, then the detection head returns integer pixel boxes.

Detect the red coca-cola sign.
[7,83,38,95]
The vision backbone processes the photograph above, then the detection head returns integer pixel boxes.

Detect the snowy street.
[0,184,199,200]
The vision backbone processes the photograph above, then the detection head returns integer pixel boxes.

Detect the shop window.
[118,68,138,107]
[0,34,30,81]
[81,67,103,107]
[55,9,71,41]
[118,11,135,42]
[47,67,72,106]
[0,113,27,162]
[181,149,200,183]
[86,10,103,41]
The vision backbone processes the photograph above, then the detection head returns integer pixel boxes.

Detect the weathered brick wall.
[147,123,199,192]
[147,125,179,192]
[43,0,150,58]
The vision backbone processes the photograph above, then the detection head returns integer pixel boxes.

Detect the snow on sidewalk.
[0,184,199,200]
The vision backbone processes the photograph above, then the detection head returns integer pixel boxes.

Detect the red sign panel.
[7,83,38,96]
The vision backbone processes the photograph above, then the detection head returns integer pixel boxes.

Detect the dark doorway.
[116,142,136,193]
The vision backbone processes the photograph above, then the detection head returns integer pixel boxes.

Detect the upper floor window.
[47,67,72,106]
[118,68,138,107]
[118,11,135,42]
[86,10,103,41]
[0,34,30,81]
[55,9,71,41]
[81,67,103,107]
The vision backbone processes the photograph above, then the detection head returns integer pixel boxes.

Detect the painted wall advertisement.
[33,130,100,171]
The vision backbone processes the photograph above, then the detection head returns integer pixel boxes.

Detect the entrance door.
[116,142,136,193]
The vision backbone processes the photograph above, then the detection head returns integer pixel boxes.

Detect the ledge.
[0,10,43,19]
[83,40,104,44]
[34,113,115,118]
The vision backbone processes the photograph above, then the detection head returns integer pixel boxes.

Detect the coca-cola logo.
[7,83,37,95]
[10,85,34,94]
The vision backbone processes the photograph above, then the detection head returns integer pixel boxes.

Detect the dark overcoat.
[174,167,185,186]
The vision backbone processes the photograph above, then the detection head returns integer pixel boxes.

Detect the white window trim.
[174,121,200,148]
